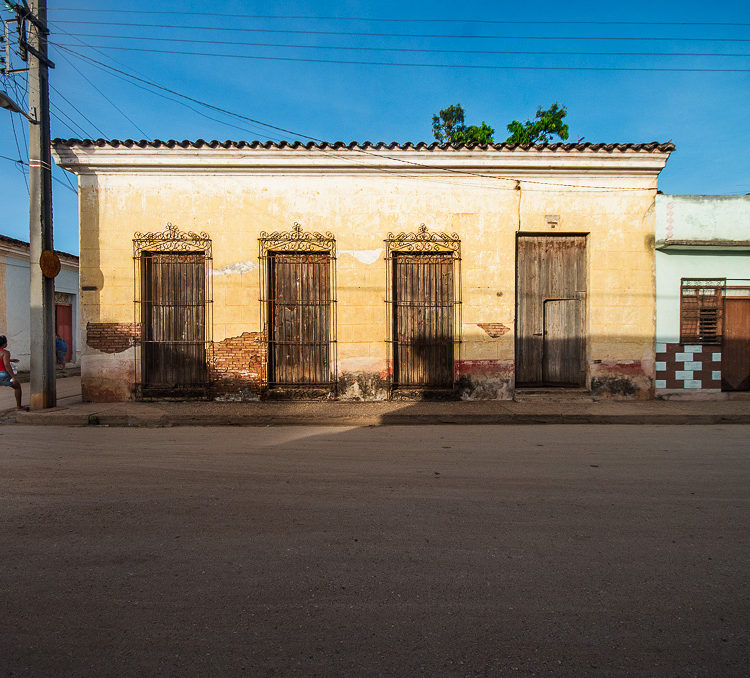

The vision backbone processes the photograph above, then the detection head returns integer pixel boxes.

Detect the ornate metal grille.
[133,224,213,398]
[259,223,337,390]
[385,224,462,391]
[680,278,726,345]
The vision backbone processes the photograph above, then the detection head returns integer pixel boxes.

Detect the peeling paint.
[338,371,390,401]
[213,260,257,276]
[340,249,382,265]
[476,323,511,338]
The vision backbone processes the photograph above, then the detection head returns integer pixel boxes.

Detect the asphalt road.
[1,425,749,677]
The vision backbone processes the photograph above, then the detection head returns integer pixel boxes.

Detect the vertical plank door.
[55,303,73,362]
[268,252,331,386]
[722,296,750,391]
[392,253,454,388]
[142,252,206,393]
[516,235,586,386]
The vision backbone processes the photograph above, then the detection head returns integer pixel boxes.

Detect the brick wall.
[86,322,139,353]
[210,330,267,395]
[655,342,721,390]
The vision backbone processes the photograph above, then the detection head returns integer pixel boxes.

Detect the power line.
[49,32,750,58]
[50,21,750,42]
[44,10,750,27]
[48,81,106,136]
[50,42,750,72]
[5,76,30,193]
[0,153,77,194]
[53,45,319,139]
[50,101,90,137]
[55,49,148,138]
[55,48,287,140]
[53,46,665,192]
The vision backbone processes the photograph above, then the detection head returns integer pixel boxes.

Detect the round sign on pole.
[40,250,61,279]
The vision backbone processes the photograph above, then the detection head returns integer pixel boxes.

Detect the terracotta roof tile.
[51,138,676,153]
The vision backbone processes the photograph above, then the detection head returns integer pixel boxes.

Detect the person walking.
[0,335,27,410]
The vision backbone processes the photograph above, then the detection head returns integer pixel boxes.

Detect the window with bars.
[679,278,725,344]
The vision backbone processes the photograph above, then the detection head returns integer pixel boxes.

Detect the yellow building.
[52,139,673,402]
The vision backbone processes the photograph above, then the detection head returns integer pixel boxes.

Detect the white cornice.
[51,145,671,180]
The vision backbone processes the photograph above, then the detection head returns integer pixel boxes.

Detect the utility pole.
[4,0,57,408]
[27,0,55,408]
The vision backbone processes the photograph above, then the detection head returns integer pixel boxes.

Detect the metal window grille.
[133,223,213,398]
[385,224,462,391]
[679,278,725,345]
[259,223,337,390]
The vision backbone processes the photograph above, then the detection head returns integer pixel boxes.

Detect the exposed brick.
[209,330,267,395]
[86,322,139,353]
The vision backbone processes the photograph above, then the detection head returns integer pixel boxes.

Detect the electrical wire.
[55,49,148,138]
[49,32,750,58]
[49,81,106,136]
[44,10,750,27]
[0,153,78,195]
[49,42,750,72]
[50,101,90,137]
[5,76,30,193]
[53,45,667,192]
[50,21,750,42]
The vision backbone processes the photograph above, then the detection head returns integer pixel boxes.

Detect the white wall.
[5,255,31,370]
[655,194,750,242]
[3,256,80,371]
[656,250,750,343]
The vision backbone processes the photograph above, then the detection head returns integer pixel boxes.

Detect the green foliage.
[505,103,569,144]
[432,103,495,145]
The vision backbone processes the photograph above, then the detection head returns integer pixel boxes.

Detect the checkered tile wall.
[655,343,721,390]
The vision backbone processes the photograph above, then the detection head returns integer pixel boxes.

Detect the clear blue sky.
[1,0,748,255]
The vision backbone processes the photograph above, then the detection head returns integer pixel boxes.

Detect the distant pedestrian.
[55,332,67,368]
[0,335,27,411]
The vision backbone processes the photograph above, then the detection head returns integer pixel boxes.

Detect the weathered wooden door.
[722,296,750,391]
[392,252,454,388]
[141,252,207,394]
[268,252,331,386]
[55,303,73,362]
[516,235,586,386]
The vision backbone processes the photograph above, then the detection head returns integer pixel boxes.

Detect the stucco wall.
[1,255,80,371]
[76,167,659,401]
[656,194,750,243]
[654,194,750,395]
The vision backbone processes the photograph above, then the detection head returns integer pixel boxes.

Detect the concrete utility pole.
[25,0,55,409]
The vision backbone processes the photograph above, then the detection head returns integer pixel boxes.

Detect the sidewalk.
[7,376,750,426]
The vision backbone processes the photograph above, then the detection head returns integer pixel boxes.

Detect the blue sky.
[1,0,748,255]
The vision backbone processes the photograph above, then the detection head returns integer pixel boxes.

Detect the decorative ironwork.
[133,223,212,256]
[385,223,461,255]
[680,278,726,345]
[133,223,213,399]
[259,222,336,256]
[384,224,462,393]
[258,223,337,392]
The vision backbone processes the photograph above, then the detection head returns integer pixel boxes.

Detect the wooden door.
[516,235,586,386]
[392,252,454,388]
[55,304,73,362]
[268,252,331,386]
[722,296,750,391]
[142,252,207,393]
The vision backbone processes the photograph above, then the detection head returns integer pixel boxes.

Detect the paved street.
[1,425,749,677]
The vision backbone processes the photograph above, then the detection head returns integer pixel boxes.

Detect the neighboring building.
[0,233,80,370]
[655,195,750,396]
[52,138,673,402]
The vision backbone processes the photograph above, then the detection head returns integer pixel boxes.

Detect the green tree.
[431,103,495,144]
[505,103,569,144]
[431,102,570,145]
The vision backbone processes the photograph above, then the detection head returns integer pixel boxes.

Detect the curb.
[14,411,750,427]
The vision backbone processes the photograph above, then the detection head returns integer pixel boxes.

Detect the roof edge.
[51,138,676,153]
